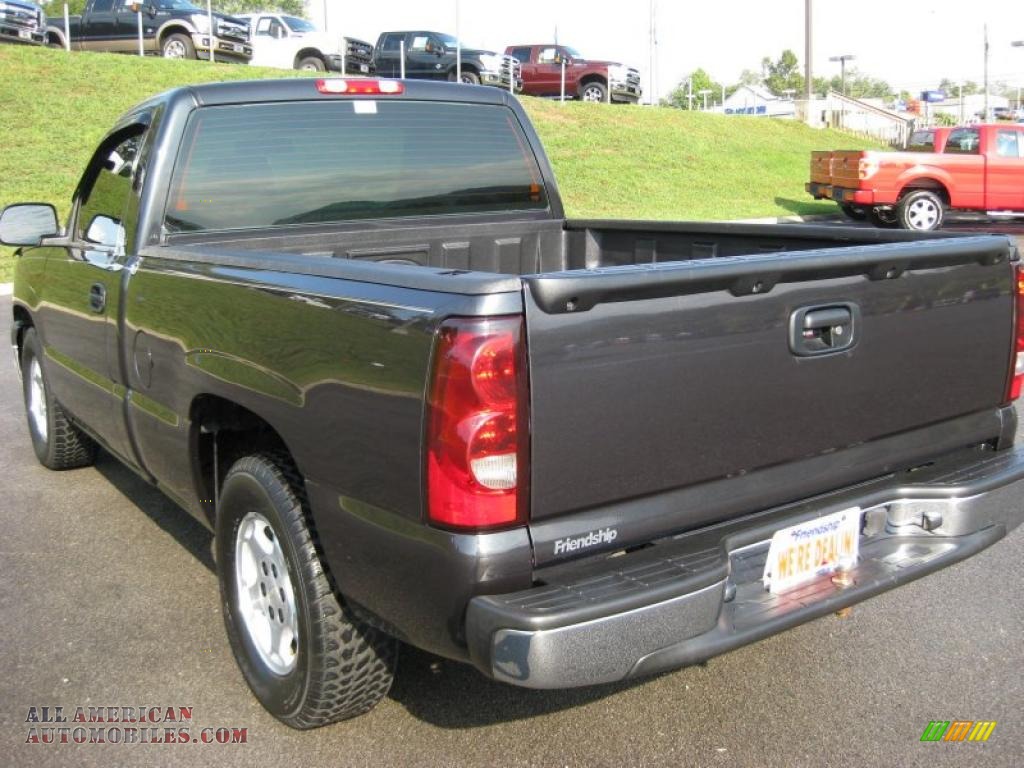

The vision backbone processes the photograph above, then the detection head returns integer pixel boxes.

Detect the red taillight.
[1008,264,1024,402]
[315,78,404,95]
[426,316,529,531]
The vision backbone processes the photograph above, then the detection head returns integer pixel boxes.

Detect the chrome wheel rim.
[460,74,475,84]
[27,357,47,441]
[582,85,604,102]
[163,40,187,59]
[300,62,318,71]
[234,511,298,675]
[907,198,940,230]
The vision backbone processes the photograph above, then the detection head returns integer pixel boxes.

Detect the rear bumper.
[465,443,1024,689]
[806,182,875,205]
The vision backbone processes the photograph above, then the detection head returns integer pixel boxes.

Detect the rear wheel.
[896,189,945,231]
[867,206,899,228]
[216,452,398,728]
[20,328,97,470]
[839,203,867,221]
[296,56,325,72]
[161,33,195,60]
[580,80,607,102]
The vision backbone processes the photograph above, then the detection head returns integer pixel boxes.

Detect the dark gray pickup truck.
[4,77,1024,729]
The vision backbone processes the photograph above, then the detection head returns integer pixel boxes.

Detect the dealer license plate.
[762,508,860,594]
[18,30,31,40]
[360,63,369,73]
[233,43,243,53]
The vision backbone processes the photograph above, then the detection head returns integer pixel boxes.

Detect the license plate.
[233,43,243,53]
[360,63,369,73]
[762,507,860,594]
[18,30,31,39]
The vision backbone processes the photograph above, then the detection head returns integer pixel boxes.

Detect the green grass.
[0,44,885,280]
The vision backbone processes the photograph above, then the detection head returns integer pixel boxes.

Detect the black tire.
[896,189,945,231]
[20,328,97,471]
[216,452,397,728]
[448,70,480,85]
[296,56,325,72]
[161,32,195,60]
[839,203,868,221]
[867,206,899,228]
[579,80,607,102]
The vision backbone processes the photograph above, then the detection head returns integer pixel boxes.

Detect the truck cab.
[373,30,521,91]
[238,13,373,74]
[505,44,642,103]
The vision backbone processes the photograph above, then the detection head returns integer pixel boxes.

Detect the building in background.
[721,85,796,117]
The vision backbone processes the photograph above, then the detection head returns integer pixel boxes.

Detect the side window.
[255,17,273,37]
[381,34,401,52]
[944,127,980,154]
[907,130,934,151]
[409,35,430,52]
[538,47,559,64]
[92,0,115,11]
[75,131,144,258]
[508,47,532,63]
[996,130,1021,158]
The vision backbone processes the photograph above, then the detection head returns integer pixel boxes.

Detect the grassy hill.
[0,45,883,279]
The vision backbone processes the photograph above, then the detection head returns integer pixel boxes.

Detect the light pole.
[1014,41,1024,113]
[698,89,712,111]
[829,54,855,95]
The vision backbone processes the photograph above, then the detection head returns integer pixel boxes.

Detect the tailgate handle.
[790,303,858,357]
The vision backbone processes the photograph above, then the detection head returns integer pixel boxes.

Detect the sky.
[305,0,1024,102]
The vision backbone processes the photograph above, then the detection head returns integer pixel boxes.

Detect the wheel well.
[453,63,479,76]
[294,48,324,66]
[190,395,293,523]
[159,25,191,45]
[46,30,64,46]
[12,306,32,360]
[579,74,607,88]
[898,179,950,206]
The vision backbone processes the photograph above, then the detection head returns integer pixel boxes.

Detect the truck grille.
[501,55,521,80]
[345,38,373,62]
[0,5,41,30]
[216,21,249,43]
[625,68,641,88]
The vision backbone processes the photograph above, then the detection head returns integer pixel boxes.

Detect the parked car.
[505,43,641,103]
[372,30,521,91]
[0,0,46,46]
[4,77,1024,729]
[46,0,252,63]
[238,12,372,74]
[807,123,1024,229]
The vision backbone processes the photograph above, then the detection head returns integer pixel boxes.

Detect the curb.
[731,213,844,225]
[0,283,11,296]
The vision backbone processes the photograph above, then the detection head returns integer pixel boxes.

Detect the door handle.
[789,303,859,357]
[89,282,107,314]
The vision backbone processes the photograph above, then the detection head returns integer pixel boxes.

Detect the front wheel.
[448,70,480,85]
[20,328,97,470]
[897,190,945,231]
[161,32,195,60]
[296,56,325,72]
[580,80,607,102]
[216,452,398,728]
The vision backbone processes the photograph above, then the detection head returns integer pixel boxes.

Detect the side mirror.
[0,203,59,247]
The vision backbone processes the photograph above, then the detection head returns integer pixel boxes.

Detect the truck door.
[36,125,148,466]
[251,14,290,69]
[985,127,1024,210]
[81,0,117,49]
[112,0,144,52]
[534,47,563,95]
[407,33,445,79]
[375,33,401,77]
[508,46,536,93]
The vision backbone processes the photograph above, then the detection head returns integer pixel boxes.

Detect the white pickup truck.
[238,13,373,73]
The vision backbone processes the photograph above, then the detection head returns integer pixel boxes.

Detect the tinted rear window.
[165,101,548,233]
[944,127,980,154]
[907,130,934,151]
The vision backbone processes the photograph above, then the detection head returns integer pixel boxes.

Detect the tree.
[215,0,305,14]
[937,78,980,97]
[761,49,804,97]
[663,68,724,110]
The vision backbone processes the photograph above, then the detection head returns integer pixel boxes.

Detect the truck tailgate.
[523,235,1015,562]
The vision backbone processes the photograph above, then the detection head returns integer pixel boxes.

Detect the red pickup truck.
[505,44,641,103]
[807,123,1024,230]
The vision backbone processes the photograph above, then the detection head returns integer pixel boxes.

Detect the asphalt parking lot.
[1,221,1023,767]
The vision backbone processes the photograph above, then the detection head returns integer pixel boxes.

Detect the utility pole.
[322,0,328,33]
[648,0,656,106]
[1014,41,1024,112]
[804,0,813,122]
[829,54,855,95]
[698,89,712,111]
[959,83,964,124]
[206,0,214,63]
[687,77,693,110]
[983,24,990,122]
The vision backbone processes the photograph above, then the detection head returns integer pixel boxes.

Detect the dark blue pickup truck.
[3,77,1023,728]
